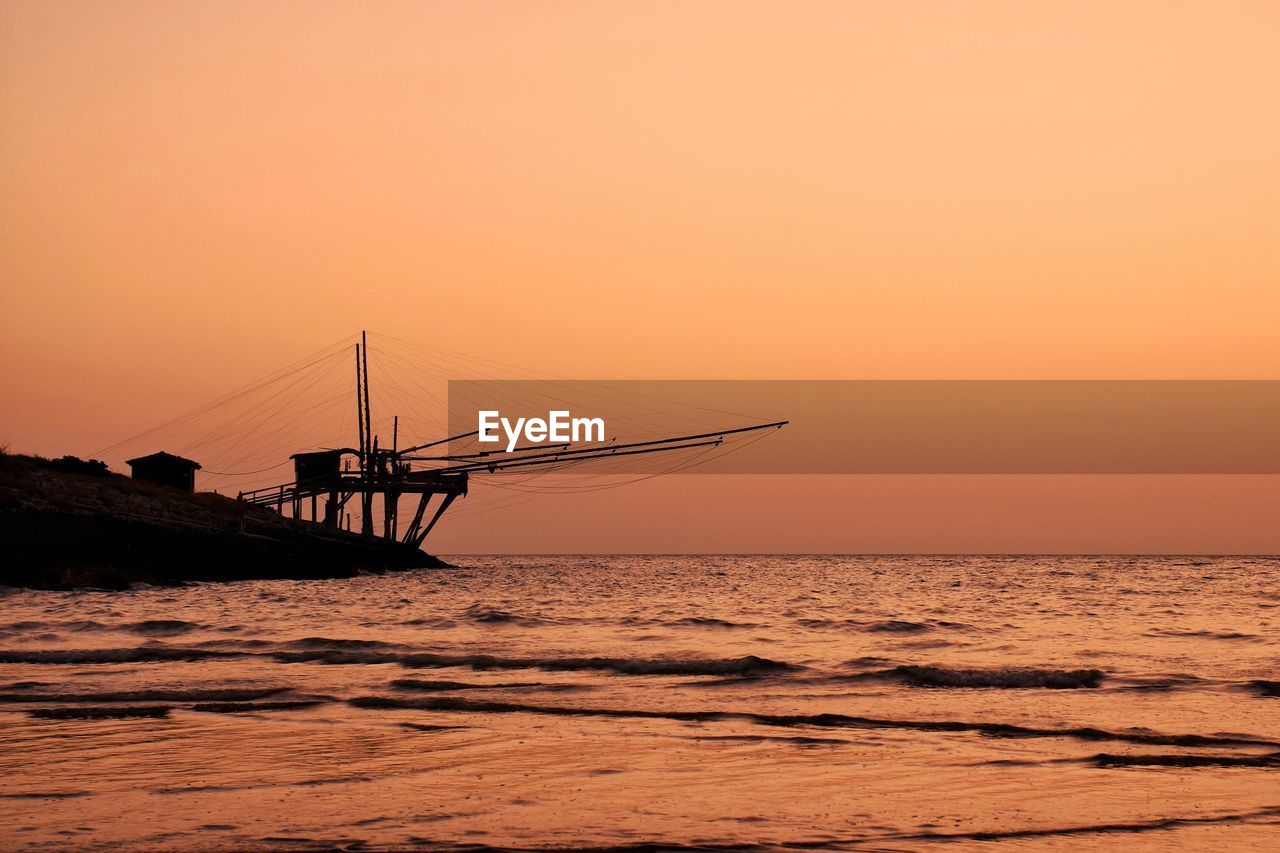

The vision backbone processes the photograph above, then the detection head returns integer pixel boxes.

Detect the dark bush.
[43,455,112,477]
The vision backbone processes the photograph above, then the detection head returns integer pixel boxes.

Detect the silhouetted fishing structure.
[211,332,787,549]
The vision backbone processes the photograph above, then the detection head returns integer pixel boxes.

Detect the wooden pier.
[235,332,786,549]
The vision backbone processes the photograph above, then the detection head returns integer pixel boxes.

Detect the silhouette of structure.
[226,332,786,549]
[126,451,202,492]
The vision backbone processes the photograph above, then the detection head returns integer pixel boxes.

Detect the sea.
[1,555,1277,851]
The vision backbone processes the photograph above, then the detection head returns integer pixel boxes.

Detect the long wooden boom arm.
[424,420,787,475]
[396,430,480,455]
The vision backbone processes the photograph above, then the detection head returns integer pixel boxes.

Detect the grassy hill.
[0,451,446,589]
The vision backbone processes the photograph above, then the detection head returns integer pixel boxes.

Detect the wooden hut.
[126,451,201,492]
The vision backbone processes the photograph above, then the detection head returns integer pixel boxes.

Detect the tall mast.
[354,343,365,472]
[361,330,372,459]
[360,330,375,536]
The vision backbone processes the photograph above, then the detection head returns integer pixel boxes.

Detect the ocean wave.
[382,805,1280,850]
[0,620,107,633]
[152,776,372,796]
[30,705,171,719]
[0,643,797,678]
[663,617,756,629]
[842,656,894,668]
[462,605,546,625]
[191,700,325,714]
[127,620,200,637]
[197,638,274,649]
[1090,752,1280,768]
[0,791,90,800]
[0,687,290,703]
[1,619,207,636]
[692,734,850,746]
[346,696,1280,748]
[278,649,798,677]
[891,806,1280,844]
[403,652,797,677]
[865,620,934,633]
[1113,674,1207,691]
[798,618,970,634]
[400,618,455,628]
[863,665,1105,689]
[456,609,755,630]
[1147,629,1259,641]
[392,679,555,692]
[399,722,469,732]
[287,636,405,650]
[797,618,860,630]
[0,647,242,664]
[889,638,961,650]
[686,675,776,688]
[1247,680,1280,698]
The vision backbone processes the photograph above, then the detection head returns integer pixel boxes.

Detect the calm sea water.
[1,555,1278,851]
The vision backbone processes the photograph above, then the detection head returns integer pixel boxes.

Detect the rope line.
[95,330,783,533]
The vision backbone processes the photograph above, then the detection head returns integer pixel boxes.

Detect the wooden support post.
[388,414,400,540]
[362,436,377,536]
[402,494,430,544]
[411,492,458,549]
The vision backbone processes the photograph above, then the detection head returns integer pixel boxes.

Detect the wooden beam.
[411,492,458,549]
[402,494,430,544]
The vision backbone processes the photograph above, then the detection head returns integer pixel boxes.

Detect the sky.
[2,1,1277,552]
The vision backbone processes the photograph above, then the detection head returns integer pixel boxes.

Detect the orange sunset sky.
[2,1,1278,552]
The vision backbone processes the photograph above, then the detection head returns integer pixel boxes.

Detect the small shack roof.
[125,451,202,470]
[289,448,355,460]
